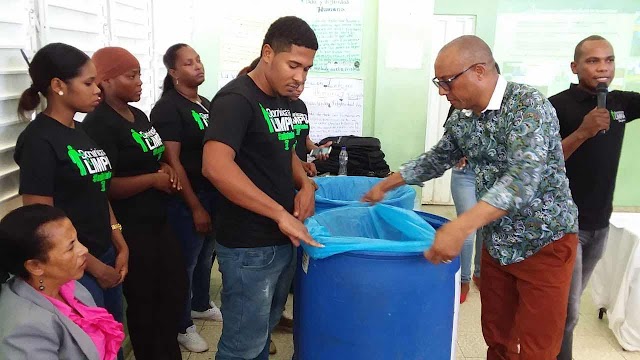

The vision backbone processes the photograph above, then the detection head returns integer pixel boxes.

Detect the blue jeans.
[168,190,218,333]
[78,246,124,360]
[451,165,481,283]
[558,227,609,360]
[215,243,295,360]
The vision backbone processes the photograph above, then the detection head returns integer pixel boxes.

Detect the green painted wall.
[372,1,434,170]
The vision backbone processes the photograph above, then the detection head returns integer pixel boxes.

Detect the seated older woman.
[0,204,124,360]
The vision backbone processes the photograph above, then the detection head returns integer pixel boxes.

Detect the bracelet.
[111,223,123,231]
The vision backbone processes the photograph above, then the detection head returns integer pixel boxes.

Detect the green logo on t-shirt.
[292,111,309,136]
[130,128,165,160]
[191,110,209,130]
[259,103,301,151]
[259,103,275,134]
[66,145,112,192]
[67,145,87,176]
[130,129,148,152]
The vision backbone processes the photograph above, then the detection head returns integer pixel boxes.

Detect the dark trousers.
[481,234,578,360]
[558,227,609,360]
[122,222,188,360]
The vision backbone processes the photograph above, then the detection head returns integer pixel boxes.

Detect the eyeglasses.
[432,62,485,91]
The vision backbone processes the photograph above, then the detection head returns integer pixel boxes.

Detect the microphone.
[596,82,608,135]
[596,82,607,109]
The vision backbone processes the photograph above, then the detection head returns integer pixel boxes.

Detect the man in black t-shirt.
[202,16,322,359]
[550,35,640,360]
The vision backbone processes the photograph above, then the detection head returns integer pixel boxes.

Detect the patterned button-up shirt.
[401,79,578,265]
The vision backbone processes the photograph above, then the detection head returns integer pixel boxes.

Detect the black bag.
[313,136,392,177]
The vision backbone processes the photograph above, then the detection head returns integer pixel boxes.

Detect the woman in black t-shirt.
[151,44,221,353]
[14,44,128,359]
[82,47,188,360]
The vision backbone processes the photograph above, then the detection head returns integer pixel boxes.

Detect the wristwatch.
[111,223,123,231]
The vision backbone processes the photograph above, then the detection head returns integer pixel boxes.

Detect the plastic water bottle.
[338,146,348,176]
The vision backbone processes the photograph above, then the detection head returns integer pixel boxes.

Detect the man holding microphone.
[550,35,640,360]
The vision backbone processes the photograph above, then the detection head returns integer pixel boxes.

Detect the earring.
[38,279,45,291]
[57,90,63,96]
[176,79,179,85]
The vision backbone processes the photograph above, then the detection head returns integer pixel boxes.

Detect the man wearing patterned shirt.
[363,35,579,360]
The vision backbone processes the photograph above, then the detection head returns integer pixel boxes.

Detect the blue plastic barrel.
[293,211,460,360]
[313,176,416,213]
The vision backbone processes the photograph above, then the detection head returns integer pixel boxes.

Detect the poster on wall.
[217,0,363,74]
[218,14,271,73]
[297,0,364,73]
[299,77,364,142]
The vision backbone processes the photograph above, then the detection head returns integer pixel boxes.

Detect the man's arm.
[620,90,640,123]
[426,97,551,264]
[291,151,315,220]
[202,141,320,247]
[424,201,506,264]
[362,131,462,203]
[561,107,610,159]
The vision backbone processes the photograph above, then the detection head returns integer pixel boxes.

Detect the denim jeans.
[558,227,609,360]
[215,243,295,360]
[168,190,218,333]
[451,164,481,283]
[78,245,124,360]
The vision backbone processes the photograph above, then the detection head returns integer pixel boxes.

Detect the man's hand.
[275,210,323,248]
[316,141,333,161]
[361,183,387,204]
[301,162,317,177]
[361,173,405,204]
[578,107,610,138]
[294,185,315,221]
[424,220,470,264]
[454,157,467,170]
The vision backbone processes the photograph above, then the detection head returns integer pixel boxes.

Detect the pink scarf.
[44,281,124,360]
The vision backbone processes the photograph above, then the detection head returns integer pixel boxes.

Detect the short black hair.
[0,204,67,280]
[574,35,608,62]
[262,16,318,54]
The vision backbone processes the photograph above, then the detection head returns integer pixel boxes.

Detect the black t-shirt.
[82,102,168,227]
[14,114,113,256]
[150,89,214,193]
[290,99,310,161]
[203,75,295,248]
[550,84,640,230]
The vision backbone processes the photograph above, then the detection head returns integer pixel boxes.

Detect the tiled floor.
[131,205,640,360]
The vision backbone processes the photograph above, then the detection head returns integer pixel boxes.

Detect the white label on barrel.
[302,251,309,274]
[451,268,461,360]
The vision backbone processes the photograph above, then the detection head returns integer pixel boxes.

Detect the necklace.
[176,88,208,113]
[176,88,201,104]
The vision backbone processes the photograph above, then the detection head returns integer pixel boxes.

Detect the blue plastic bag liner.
[313,176,416,213]
[302,204,436,259]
